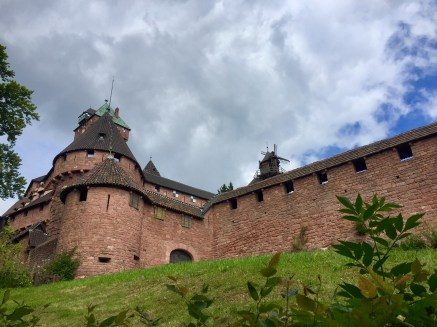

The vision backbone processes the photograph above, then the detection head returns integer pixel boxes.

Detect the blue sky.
[0,0,436,213]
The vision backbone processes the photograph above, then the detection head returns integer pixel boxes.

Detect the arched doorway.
[169,249,192,263]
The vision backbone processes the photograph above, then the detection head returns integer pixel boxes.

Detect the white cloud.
[0,0,435,210]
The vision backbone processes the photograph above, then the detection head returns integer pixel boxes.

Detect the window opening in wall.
[255,190,264,202]
[23,210,28,217]
[39,204,44,212]
[98,133,106,140]
[230,198,238,210]
[172,190,179,198]
[62,154,67,161]
[86,150,94,158]
[114,153,121,162]
[130,193,140,209]
[181,215,192,228]
[133,255,140,261]
[155,185,161,192]
[284,181,294,194]
[98,257,111,263]
[353,158,367,173]
[170,249,192,263]
[317,171,328,185]
[190,196,196,203]
[396,143,413,161]
[106,194,110,211]
[154,206,166,220]
[79,188,88,202]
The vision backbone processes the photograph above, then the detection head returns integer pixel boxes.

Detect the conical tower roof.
[143,160,160,176]
[60,157,145,201]
[55,113,137,163]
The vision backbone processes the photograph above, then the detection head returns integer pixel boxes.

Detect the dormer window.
[86,150,94,158]
[155,185,161,192]
[98,133,106,140]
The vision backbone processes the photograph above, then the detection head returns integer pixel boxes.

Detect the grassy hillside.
[6,249,437,326]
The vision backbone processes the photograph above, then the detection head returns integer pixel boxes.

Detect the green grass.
[5,249,437,326]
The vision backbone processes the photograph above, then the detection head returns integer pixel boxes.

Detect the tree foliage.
[217,182,233,194]
[0,43,38,199]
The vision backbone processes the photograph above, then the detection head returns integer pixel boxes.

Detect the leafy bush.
[291,226,308,251]
[399,233,428,250]
[0,290,45,326]
[0,226,32,288]
[423,229,437,249]
[354,221,367,235]
[44,248,80,281]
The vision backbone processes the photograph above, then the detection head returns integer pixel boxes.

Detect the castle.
[1,102,436,277]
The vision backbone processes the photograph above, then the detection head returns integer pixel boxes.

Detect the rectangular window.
[396,143,413,160]
[190,196,196,203]
[172,190,179,198]
[98,257,111,263]
[39,205,44,212]
[129,193,140,209]
[24,210,28,217]
[230,198,238,210]
[114,153,121,162]
[284,181,294,194]
[181,215,192,228]
[79,189,88,202]
[255,190,263,202]
[155,185,161,192]
[353,158,367,172]
[154,206,166,220]
[86,150,94,158]
[317,171,328,185]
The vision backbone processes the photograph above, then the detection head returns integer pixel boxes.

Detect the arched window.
[169,249,192,263]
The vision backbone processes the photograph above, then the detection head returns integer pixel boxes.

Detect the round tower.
[58,158,147,277]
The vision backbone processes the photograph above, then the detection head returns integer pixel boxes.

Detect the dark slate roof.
[60,158,145,201]
[12,221,47,246]
[2,191,54,217]
[142,171,215,200]
[24,174,48,196]
[61,158,204,218]
[144,190,203,218]
[202,122,437,212]
[55,113,137,163]
[144,160,161,176]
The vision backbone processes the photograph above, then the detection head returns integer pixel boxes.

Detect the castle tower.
[251,144,289,184]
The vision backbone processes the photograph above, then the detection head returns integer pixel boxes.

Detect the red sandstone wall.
[140,205,213,266]
[208,137,437,259]
[57,187,143,277]
[9,202,51,231]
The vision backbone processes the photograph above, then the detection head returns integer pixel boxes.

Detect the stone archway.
[169,249,193,263]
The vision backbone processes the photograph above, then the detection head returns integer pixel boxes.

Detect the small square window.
[230,198,238,210]
[23,210,28,217]
[255,190,263,202]
[39,205,44,212]
[86,150,95,158]
[129,193,140,209]
[284,181,294,194]
[98,257,111,263]
[317,171,328,185]
[353,158,367,172]
[396,143,413,161]
[79,189,88,202]
[154,206,166,220]
[190,196,196,203]
[173,190,179,198]
[114,153,121,162]
[181,215,192,228]
[155,185,161,192]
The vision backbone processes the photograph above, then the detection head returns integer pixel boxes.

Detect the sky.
[0,0,436,213]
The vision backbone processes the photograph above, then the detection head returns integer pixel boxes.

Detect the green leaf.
[384,223,397,240]
[337,196,356,211]
[410,283,427,297]
[260,266,277,278]
[332,244,356,260]
[8,306,33,321]
[404,213,424,231]
[428,271,437,292]
[114,310,129,324]
[265,277,282,288]
[1,290,10,305]
[393,214,403,232]
[342,215,360,222]
[358,277,377,299]
[259,302,279,313]
[339,283,363,299]
[355,194,363,213]
[371,236,389,247]
[99,316,116,327]
[247,282,259,301]
[260,286,274,297]
[268,253,281,269]
[296,294,316,311]
[391,262,412,277]
[362,242,373,267]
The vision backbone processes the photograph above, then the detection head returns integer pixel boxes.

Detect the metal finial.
[108,77,115,109]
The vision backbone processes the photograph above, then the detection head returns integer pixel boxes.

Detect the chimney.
[115,107,120,118]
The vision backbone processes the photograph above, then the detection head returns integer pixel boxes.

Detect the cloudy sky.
[0,0,436,212]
